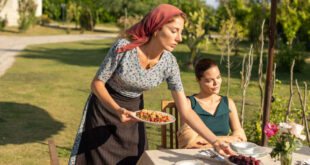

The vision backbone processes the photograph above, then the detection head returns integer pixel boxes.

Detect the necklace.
[143,52,158,69]
[137,47,159,69]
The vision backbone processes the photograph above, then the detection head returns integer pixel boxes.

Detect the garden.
[0,0,309,164]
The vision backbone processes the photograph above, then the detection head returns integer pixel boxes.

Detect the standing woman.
[69,4,233,165]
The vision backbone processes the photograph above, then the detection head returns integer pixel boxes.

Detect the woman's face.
[154,16,184,52]
[197,66,222,95]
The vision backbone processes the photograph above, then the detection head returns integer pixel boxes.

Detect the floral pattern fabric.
[96,38,183,98]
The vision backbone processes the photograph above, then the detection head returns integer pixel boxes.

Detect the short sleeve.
[166,56,183,91]
[96,39,127,82]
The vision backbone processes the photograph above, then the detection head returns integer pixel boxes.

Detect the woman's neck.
[140,40,164,59]
[195,92,218,102]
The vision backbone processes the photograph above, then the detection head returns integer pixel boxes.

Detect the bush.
[18,0,37,32]
[0,16,7,30]
[37,14,53,26]
[79,8,94,31]
[275,42,306,72]
[116,15,143,32]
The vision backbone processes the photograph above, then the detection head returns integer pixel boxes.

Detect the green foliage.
[42,0,63,21]
[79,7,94,31]
[243,112,262,144]
[37,14,53,25]
[295,2,310,51]
[18,0,37,32]
[277,0,308,46]
[0,16,7,30]
[116,15,143,32]
[215,0,250,32]
[66,2,82,28]
[97,8,116,23]
[267,80,307,146]
[182,8,209,70]
[275,42,306,72]
[270,134,303,160]
[246,2,269,44]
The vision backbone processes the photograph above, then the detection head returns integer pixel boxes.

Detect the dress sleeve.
[166,56,184,91]
[96,39,126,82]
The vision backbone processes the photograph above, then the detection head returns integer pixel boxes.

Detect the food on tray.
[228,155,261,165]
[136,109,170,123]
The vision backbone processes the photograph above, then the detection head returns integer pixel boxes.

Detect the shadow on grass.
[43,25,119,34]
[20,46,111,67]
[0,29,20,34]
[0,102,64,145]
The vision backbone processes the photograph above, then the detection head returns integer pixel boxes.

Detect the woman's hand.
[212,139,236,156]
[116,107,139,123]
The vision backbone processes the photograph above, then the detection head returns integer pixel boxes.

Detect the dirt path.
[0,33,117,77]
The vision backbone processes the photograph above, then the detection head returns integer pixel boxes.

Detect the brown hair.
[123,13,187,41]
[195,58,218,80]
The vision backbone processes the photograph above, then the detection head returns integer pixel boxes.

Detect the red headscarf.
[116,4,184,53]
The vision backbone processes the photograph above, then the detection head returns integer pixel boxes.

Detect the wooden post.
[261,0,277,146]
[48,139,59,165]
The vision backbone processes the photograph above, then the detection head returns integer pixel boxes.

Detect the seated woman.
[177,58,246,149]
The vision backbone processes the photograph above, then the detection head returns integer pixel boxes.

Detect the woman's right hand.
[116,107,139,123]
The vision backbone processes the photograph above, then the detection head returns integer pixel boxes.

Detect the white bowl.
[230,142,257,154]
[175,160,204,165]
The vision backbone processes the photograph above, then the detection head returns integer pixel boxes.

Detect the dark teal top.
[188,95,231,136]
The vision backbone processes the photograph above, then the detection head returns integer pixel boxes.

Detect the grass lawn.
[0,39,309,164]
[0,23,119,36]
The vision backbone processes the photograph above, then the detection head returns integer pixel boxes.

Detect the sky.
[204,0,219,9]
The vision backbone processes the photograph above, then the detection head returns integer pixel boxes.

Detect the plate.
[230,142,257,154]
[303,159,310,165]
[132,110,176,125]
[175,160,204,165]
[233,146,269,158]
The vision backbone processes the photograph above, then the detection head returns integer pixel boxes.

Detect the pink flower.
[264,123,278,138]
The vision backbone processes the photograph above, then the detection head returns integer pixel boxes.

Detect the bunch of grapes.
[228,155,261,165]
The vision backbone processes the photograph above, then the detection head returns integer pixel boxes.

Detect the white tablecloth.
[137,146,310,165]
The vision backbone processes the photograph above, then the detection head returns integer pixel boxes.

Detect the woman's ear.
[195,77,199,82]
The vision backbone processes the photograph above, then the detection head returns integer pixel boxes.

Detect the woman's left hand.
[116,107,139,123]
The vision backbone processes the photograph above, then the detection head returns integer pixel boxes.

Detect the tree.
[175,0,215,70]
[278,0,305,46]
[67,2,82,28]
[183,9,209,70]
[216,17,243,96]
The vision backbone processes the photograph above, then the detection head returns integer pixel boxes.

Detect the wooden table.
[137,147,310,165]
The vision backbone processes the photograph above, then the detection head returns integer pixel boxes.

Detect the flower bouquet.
[264,122,306,165]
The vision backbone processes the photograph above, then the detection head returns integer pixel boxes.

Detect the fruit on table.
[228,155,261,165]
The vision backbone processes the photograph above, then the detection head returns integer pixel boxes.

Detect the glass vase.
[280,152,292,165]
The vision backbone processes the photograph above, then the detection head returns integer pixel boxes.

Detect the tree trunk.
[241,55,246,88]
[226,44,231,97]
[285,60,295,122]
[259,20,265,120]
[187,48,196,70]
